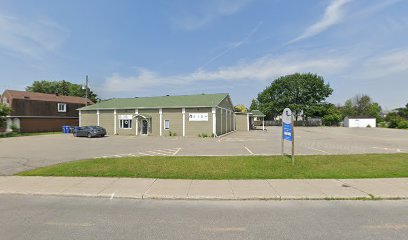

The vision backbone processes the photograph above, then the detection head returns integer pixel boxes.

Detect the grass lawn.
[18,153,408,179]
[0,131,62,138]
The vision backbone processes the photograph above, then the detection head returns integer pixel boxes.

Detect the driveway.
[1,127,407,175]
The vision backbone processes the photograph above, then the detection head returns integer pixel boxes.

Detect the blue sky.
[0,0,407,110]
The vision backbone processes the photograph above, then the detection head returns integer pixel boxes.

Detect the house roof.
[78,93,230,110]
[2,90,93,105]
[251,110,266,117]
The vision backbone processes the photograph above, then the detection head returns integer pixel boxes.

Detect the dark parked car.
[73,126,106,138]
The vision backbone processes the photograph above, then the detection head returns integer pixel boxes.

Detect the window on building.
[164,120,170,130]
[58,103,66,112]
[120,119,132,129]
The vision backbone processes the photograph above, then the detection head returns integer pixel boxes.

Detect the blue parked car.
[73,126,106,138]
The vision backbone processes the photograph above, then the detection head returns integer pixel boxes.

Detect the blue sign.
[283,122,293,141]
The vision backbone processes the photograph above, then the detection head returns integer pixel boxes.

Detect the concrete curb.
[1,176,407,200]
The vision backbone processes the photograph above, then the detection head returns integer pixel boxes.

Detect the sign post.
[281,108,295,164]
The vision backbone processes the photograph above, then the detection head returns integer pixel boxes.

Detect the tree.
[395,103,408,119]
[26,80,99,103]
[321,104,342,126]
[249,99,259,111]
[234,104,248,113]
[340,94,383,122]
[257,73,333,120]
[0,103,11,128]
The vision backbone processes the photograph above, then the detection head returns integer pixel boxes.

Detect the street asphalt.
[0,194,407,240]
[1,127,407,175]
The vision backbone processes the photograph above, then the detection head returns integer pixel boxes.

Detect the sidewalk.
[0,176,407,200]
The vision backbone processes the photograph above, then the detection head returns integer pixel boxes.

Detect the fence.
[261,119,323,127]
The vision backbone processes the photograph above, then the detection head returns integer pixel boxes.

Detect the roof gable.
[79,93,229,110]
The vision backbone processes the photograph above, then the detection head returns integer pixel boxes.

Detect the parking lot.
[1,127,407,175]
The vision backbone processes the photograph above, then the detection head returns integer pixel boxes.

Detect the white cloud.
[0,13,68,58]
[200,21,263,68]
[175,0,252,30]
[359,49,408,79]
[101,53,350,93]
[289,0,352,44]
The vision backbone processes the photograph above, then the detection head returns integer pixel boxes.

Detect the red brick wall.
[19,118,79,133]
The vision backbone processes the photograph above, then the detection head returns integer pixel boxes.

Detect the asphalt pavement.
[0,194,407,240]
[1,127,407,175]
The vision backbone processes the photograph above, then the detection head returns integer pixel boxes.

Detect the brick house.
[1,90,93,132]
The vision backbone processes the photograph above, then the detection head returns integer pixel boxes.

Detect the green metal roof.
[79,93,229,110]
[251,110,266,117]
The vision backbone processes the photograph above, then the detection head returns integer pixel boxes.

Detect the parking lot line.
[244,146,254,155]
[146,151,170,156]
[173,148,182,156]
[138,152,155,156]
[308,147,331,154]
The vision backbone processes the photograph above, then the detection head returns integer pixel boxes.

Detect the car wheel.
[87,133,92,138]
[73,132,77,137]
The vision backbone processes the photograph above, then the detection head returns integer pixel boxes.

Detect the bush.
[397,120,408,129]
[385,113,404,128]
[11,124,20,133]
[366,124,372,128]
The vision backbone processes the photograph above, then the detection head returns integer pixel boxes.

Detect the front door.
[142,119,148,135]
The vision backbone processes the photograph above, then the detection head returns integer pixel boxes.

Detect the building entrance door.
[142,119,148,135]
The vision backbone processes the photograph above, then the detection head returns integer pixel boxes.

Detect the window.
[120,119,132,129]
[164,120,170,130]
[58,103,66,112]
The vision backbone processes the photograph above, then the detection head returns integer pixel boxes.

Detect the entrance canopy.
[133,114,152,119]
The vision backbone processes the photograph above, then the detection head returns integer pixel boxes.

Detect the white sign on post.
[189,113,208,121]
[281,108,295,164]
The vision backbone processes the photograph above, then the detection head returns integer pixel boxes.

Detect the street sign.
[282,108,293,142]
[281,108,295,164]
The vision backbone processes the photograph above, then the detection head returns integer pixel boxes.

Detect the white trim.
[225,109,228,133]
[247,113,250,131]
[135,109,139,135]
[262,118,265,131]
[97,110,100,126]
[164,119,170,130]
[79,110,82,127]
[119,119,132,129]
[114,109,117,135]
[159,108,163,136]
[57,103,67,112]
[220,108,223,134]
[7,116,79,119]
[212,107,216,137]
[182,108,186,137]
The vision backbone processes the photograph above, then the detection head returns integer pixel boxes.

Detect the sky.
[0,0,407,110]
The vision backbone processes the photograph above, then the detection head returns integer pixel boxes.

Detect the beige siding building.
[78,93,236,137]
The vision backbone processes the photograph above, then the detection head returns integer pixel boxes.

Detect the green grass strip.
[18,154,408,179]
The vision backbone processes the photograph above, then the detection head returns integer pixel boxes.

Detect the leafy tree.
[257,73,333,120]
[395,103,408,119]
[249,99,259,111]
[321,104,342,126]
[26,80,99,103]
[234,104,248,113]
[340,95,383,122]
[340,99,356,118]
[0,103,11,128]
[385,112,404,128]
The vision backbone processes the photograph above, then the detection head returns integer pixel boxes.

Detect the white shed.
[344,117,376,128]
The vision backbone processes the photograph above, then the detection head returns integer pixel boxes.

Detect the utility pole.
[85,75,89,106]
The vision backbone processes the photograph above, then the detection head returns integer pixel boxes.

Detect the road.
[0,195,407,239]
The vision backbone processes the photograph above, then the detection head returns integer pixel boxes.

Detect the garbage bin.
[62,126,69,134]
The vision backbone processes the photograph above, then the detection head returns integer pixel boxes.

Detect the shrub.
[172,132,177,136]
[201,133,208,138]
[366,124,371,128]
[397,120,408,129]
[11,124,20,132]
